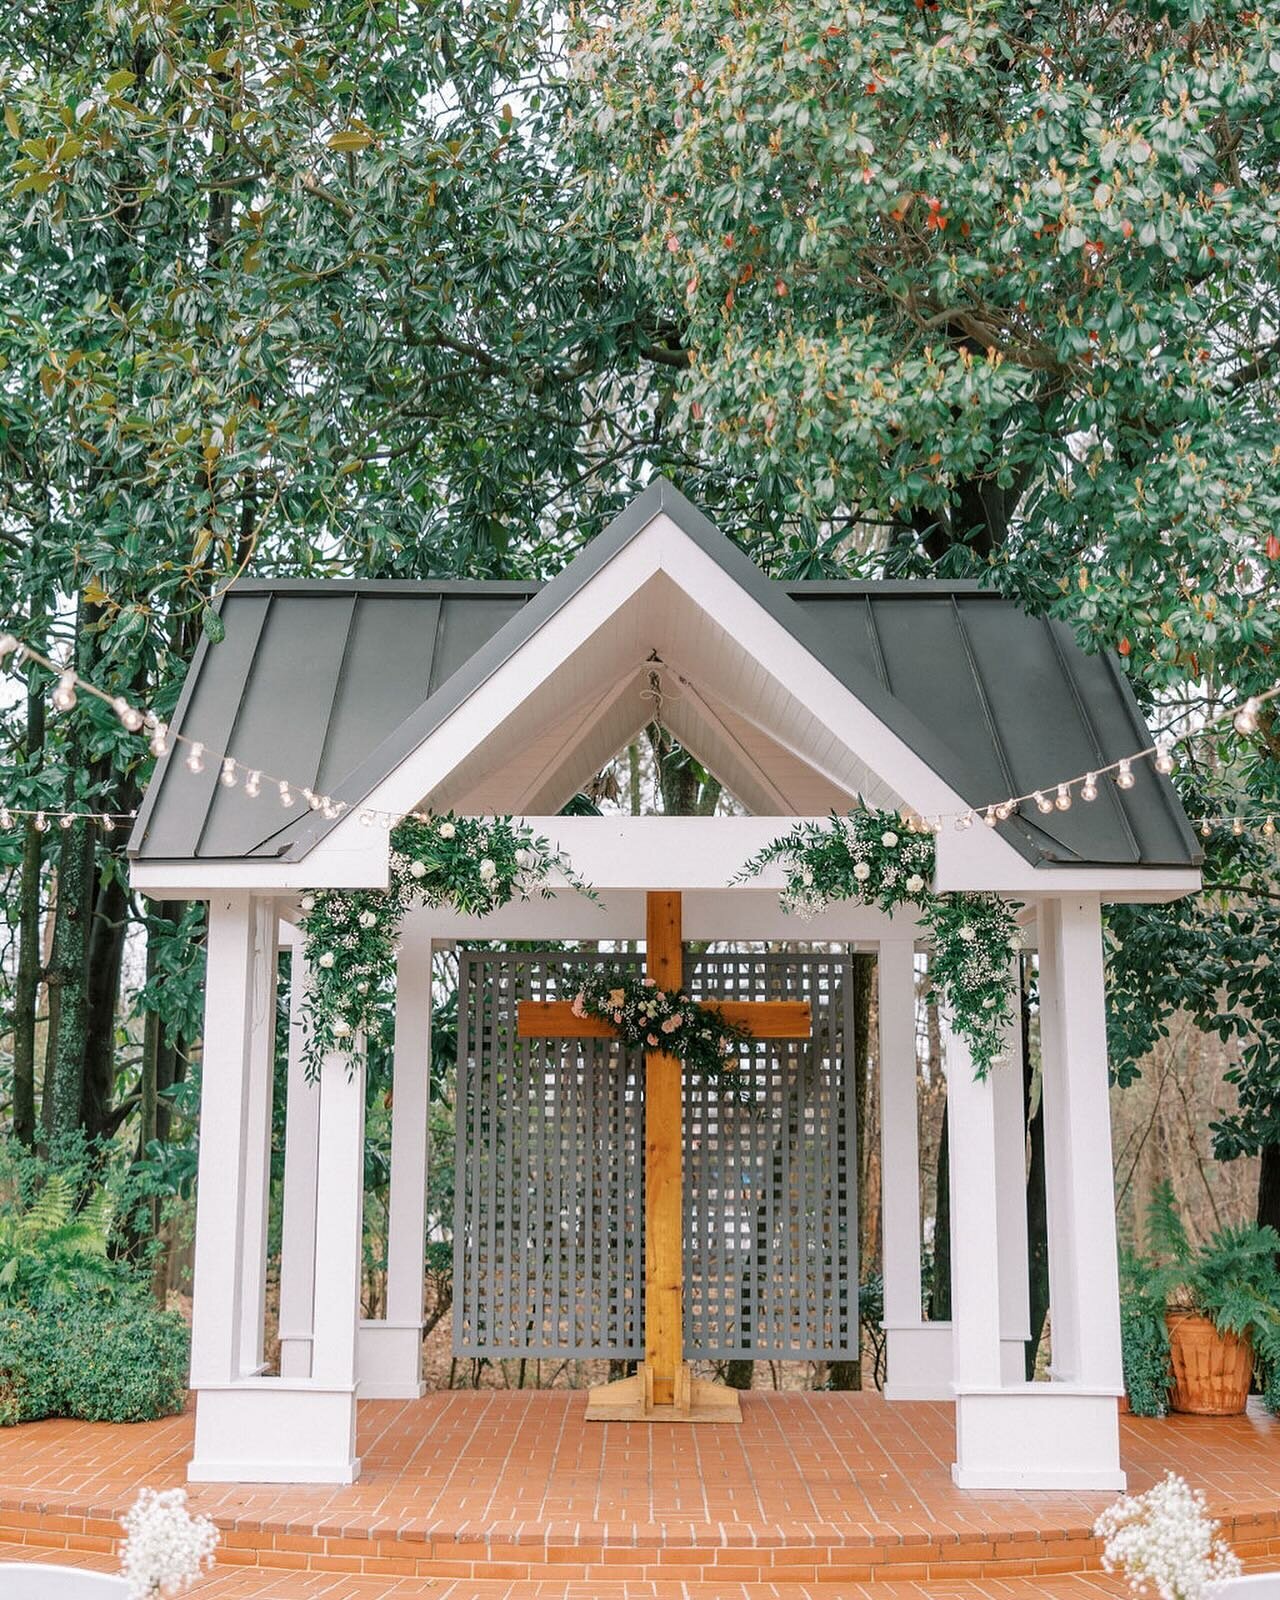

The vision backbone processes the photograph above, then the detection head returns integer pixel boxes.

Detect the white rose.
[439,821,456,839]
[409,859,427,879]
[479,857,497,881]
[356,981,368,995]
[318,951,335,969]
[906,873,924,894]
[300,894,316,912]
[332,1019,351,1038]
[358,909,377,928]
[881,830,898,847]
[853,861,871,882]
[957,925,976,942]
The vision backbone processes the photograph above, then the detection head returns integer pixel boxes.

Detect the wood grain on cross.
[517,889,811,1422]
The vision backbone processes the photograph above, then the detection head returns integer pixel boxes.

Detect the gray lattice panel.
[683,954,858,1361]
[453,951,646,1360]
[454,949,857,1363]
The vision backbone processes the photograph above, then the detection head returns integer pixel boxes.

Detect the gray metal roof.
[129,480,1199,871]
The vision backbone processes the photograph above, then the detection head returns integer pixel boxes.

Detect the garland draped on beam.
[570,970,752,1093]
[298,814,594,1073]
[736,809,1021,1079]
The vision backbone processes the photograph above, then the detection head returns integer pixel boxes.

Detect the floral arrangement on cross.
[736,807,1021,1079]
[569,970,751,1089]
[298,812,593,1073]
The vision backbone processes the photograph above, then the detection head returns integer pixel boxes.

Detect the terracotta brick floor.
[0,1392,1275,1596]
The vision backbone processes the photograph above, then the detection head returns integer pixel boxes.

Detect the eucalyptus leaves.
[738,809,1020,1078]
[570,970,751,1090]
[299,814,591,1072]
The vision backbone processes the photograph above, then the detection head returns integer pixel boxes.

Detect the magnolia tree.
[570,0,1280,1230]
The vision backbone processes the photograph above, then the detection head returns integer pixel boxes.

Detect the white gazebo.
[129,480,1200,1491]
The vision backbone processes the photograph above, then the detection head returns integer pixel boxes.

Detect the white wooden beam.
[277,931,320,1379]
[237,899,278,1376]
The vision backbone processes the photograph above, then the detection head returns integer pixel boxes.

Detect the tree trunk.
[13,659,46,1146]
[1258,1141,1280,1237]
[928,1101,952,1320]
[46,812,95,1149]
[830,952,874,1391]
[81,848,131,1140]
[1024,969,1050,1377]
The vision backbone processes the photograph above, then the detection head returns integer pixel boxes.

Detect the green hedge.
[0,1294,189,1426]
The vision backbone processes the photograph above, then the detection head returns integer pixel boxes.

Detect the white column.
[358,939,432,1398]
[309,1046,368,1432]
[993,960,1031,1384]
[188,895,257,1388]
[1040,896,1125,1390]
[278,931,320,1380]
[878,938,952,1399]
[947,901,1124,1491]
[236,899,278,1377]
[944,1012,1003,1396]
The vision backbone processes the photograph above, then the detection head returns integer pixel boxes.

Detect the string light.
[52,671,77,712]
[1234,697,1261,737]
[5,617,1280,850]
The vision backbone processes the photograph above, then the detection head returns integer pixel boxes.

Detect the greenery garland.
[570,970,751,1090]
[299,813,593,1073]
[737,809,1021,1079]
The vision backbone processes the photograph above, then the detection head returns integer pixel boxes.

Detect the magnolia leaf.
[328,129,372,151]
[3,106,19,140]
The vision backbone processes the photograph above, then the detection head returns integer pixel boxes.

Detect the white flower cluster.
[119,1487,219,1598]
[1094,1473,1242,1600]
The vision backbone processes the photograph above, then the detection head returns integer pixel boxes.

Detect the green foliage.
[1129,1184,1280,1411]
[0,1170,122,1306]
[1118,1278,1172,1418]
[0,1292,189,1427]
[298,813,594,1072]
[570,968,752,1090]
[738,810,1021,1076]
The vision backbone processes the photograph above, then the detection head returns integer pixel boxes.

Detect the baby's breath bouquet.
[119,1488,219,1598]
[1094,1474,1242,1600]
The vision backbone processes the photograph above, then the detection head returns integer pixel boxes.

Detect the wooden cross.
[517,890,811,1422]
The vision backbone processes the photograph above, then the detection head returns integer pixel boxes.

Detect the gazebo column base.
[882,1322,952,1400]
[952,1386,1125,1491]
[585,1364,742,1423]
[188,1383,360,1484]
[357,1321,427,1399]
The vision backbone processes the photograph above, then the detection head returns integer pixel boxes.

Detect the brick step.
[4,1502,1279,1589]
[0,1539,1136,1597]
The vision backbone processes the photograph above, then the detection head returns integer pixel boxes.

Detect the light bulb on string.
[984,806,998,827]
[1055,784,1072,811]
[1116,759,1135,790]
[149,722,169,757]
[1155,742,1176,775]
[1082,773,1098,802]
[113,696,144,733]
[1232,818,1245,836]
[185,742,205,774]
[1264,817,1276,839]
[34,812,47,833]
[220,758,238,789]
[1034,791,1053,815]
[1201,819,1212,838]
[0,806,10,828]
[956,810,974,831]
[52,671,77,712]
[60,814,74,830]
[996,801,1015,821]
[101,814,115,833]
[1234,697,1261,736]
[244,770,261,798]
[278,781,295,808]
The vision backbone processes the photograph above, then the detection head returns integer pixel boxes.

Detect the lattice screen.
[453,949,857,1362]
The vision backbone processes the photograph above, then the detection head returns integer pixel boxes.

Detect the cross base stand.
[585,1362,742,1423]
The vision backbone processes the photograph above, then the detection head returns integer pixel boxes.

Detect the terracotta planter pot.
[1166,1310,1253,1415]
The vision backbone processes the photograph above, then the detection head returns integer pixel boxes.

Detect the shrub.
[1120,1296,1171,1418]
[0,1293,189,1427]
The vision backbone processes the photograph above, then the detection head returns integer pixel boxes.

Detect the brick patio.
[0,1391,1276,1597]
